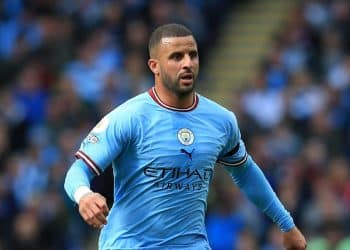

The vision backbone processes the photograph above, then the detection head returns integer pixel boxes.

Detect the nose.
[182,54,193,69]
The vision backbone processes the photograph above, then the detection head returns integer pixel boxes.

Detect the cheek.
[165,62,180,74]
[194,57,199,66]
[193,61,199,74]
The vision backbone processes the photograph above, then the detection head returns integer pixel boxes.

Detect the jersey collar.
[148,87,199,112]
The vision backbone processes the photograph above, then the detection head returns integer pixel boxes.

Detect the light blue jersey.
[74,88,247,249]
[65,87,295,249]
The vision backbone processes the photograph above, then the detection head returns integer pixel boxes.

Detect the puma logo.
[180,148,195,161]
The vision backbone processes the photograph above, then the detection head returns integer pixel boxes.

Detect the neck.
[154,84,195,109]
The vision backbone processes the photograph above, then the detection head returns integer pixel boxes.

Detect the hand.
[78,192,109,229]
[282,227,307,250]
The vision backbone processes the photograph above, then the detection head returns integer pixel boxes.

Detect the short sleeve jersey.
[76,88,248,250]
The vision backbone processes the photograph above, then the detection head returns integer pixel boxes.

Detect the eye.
[170,52,183,61]
[189,51,198,59]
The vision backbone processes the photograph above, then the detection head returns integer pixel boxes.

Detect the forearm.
[64,159,95,203]
[224,156,295,232]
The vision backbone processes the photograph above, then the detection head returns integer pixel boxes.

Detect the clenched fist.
[78,192,110,229]
[283,227,307,250]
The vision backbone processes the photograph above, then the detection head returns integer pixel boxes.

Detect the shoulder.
[95,93,147,128]
[198,95,242,144]
[197,94,240,135]
[103,92,156,129]
[198,94,236,120]
[109,92,150,117]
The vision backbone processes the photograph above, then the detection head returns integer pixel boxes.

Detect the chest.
[135,112,227,169]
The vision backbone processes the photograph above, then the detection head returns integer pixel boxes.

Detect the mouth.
[179,73,194,85]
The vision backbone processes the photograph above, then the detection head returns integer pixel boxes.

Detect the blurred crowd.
[0,0,233,250]
[206,0,350,250]
[0,0,350,250]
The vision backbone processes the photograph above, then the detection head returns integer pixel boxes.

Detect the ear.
[148,58,159,75]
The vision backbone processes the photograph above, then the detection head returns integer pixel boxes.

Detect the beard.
[160,69,196,97]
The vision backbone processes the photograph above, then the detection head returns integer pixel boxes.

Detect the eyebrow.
[168,51,182,57]
[168,49,197,56]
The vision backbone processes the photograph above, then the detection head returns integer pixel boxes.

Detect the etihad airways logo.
[144,166,212,180]
[144,166,213,192]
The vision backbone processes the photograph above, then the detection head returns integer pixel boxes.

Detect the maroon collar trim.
[148,87,199,112]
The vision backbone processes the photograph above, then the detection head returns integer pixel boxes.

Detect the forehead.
[158,36,197,53]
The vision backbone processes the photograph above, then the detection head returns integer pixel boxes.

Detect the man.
[64,23,307,250]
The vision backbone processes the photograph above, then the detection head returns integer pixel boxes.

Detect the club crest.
[86,133,99,144]
[177,128,194,145]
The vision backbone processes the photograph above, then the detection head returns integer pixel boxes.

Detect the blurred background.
[0,0,349,249]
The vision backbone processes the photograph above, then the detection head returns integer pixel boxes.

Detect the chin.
[179,81,195,90]
[178,85,194,95]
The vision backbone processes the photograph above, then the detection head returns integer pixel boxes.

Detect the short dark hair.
[148,23,194,57]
